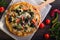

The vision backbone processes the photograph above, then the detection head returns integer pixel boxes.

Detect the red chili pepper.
[0,7,5,13]
[50,9,60,17]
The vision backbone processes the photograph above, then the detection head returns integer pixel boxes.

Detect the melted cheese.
[14,5,20,9]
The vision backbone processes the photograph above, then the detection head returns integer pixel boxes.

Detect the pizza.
[5,2,41,37]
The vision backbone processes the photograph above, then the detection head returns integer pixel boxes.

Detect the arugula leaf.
[50,22,60,40]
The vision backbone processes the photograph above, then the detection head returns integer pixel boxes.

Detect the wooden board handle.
[36,0,55,10]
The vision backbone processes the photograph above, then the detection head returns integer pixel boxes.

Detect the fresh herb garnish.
[0,0,8,7]
[50,22,60,40]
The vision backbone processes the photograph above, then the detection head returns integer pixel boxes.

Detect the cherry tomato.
[16,18,20,23]
[45,19,51,24]
[39,23,45,29]
[44,33,50,39]
[0,7,5,13]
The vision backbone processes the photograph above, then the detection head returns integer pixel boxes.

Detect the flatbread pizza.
[5,2,41,37]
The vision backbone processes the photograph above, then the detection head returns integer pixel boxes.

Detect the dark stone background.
[0,0,60,40]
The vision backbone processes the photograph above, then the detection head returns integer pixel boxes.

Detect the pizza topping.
[16,18,20,23]
[23,10,28,12]
[29,11,34,17]
[22,6,28,10]
[12,13,16,17]
[32,19,36,24]
[21,16,24,20]
[24,27,27,30]
[7,4,39,32]
[13,25,23,31]
[12,9,21,15]
[25,17,31,23]
[8,16,12,23]
[30,24,35,28]
[20,21,25,26]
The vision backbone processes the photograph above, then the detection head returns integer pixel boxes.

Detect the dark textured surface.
[0,0,60,40]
